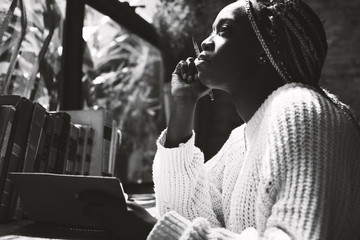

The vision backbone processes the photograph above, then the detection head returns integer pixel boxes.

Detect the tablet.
[9,172,126,228]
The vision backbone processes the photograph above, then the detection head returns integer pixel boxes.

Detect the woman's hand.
[76,190,156,239]
[171,57,211,103]
[164,57,211,147]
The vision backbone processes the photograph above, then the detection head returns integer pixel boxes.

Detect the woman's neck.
[230,75,284,123]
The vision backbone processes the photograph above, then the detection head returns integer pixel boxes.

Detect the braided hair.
[244,0,360,135]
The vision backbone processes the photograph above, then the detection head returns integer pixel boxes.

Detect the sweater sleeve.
[147,211,291,240]
[152,128,227,227]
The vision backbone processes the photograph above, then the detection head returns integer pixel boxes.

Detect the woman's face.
[195,1,260,92]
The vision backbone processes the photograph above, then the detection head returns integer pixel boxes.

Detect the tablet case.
[8,172,126,228]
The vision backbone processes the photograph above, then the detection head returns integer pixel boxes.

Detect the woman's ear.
[255,44,269,66]
[256,50,269,66]
[257,54,267,65]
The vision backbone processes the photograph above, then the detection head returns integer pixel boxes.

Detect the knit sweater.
[148,83,360,240]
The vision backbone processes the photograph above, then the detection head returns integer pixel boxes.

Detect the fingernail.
[188,76,194,82]
[183,74,187,80]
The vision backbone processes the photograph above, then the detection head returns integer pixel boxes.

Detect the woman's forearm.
[165,98,197,148]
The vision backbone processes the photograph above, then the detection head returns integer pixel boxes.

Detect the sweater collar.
[244,82,303,143]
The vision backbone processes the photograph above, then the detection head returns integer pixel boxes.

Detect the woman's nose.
[201,36,214,51]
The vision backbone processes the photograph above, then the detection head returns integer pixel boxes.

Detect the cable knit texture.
[148,83,360,240]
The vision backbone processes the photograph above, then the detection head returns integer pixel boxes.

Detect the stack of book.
[0,95,121,223]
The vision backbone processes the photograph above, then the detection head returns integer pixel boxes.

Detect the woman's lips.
[195,54,212,65]
[197,53,212,62]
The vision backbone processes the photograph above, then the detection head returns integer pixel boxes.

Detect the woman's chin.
[198,73,215,87]
[198,75,209,86]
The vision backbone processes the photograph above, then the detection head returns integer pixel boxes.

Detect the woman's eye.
[219,25,230,34]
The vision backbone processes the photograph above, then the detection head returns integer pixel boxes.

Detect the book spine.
[22,102,46,172]
[34,114,55,173]
[54,112,71,174]
[83,127,94,176]
[47,115,62,173]
[109,129,122,176]
[13,103,46,220]
[74,124,86,175]
[0,97,34,223]
[64,124,79,175]
[0,106,15,220]
[108,121,119,176]
[101,111,113,176]
[0,106,16,180]
[0,96,22,195]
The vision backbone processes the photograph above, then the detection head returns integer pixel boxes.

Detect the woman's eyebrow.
[212,18,237,31]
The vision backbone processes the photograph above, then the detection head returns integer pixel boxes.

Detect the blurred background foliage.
[0,0,65,110]
[81,6,165,183]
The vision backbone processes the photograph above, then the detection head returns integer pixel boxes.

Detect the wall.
[309,0,360,118]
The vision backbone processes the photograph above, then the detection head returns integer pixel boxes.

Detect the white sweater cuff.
[155,129,200,169]
[147,211,190,240]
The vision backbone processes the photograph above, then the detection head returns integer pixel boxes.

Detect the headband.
[245,0,291,83]
[244,0,326,84]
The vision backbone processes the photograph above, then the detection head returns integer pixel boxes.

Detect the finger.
[186,57,196,83]
[173,61,183,75]
[173,60,187,81]
[179,60,188,81]
[195,73,199,81]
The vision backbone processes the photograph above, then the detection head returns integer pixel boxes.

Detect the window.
[0,0,66,110]
[82,5,165,183]
[0,0,165,184]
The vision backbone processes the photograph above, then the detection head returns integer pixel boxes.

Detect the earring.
[208,90,214,101]
[258,55,267,65]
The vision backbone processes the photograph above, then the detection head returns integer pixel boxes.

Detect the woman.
[79,0,360,239]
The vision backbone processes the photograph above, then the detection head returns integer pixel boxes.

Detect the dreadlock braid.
[245,0,292,83]
[287,12,321,64]
[245,0,360,136]
[284,28,309,83]
[314,85,360,136]
[282,15,316,80]
[296,0,327,61]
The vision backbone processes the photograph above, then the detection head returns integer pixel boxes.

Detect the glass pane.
[82,5,165,183]
[0,0,65,110]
